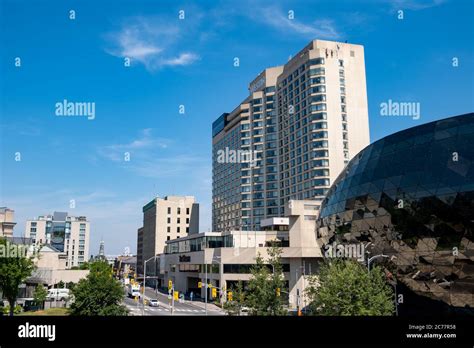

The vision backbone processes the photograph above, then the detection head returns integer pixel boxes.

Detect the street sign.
[173,291,179,301]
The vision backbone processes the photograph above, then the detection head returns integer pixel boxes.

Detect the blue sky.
[1,0,473,255]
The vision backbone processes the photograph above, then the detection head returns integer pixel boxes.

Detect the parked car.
[148,299,159,307]
[47,288,70,301]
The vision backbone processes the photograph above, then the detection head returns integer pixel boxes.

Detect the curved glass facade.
[317,113,474,310]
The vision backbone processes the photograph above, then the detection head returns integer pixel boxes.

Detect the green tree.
[306,259,395,316]
[69,260,128,316]
[33,284,48,310]
[244,243,287,316]
[57,280,65,288]
[0,238,36,316]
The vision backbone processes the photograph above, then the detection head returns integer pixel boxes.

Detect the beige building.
[159,200,321,311]
[137,196,199,275]
[212,39,370,231]
[0,207,16,237]
[25,212,90,269]
[28,244,89,286]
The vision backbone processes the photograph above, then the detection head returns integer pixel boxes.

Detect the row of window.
[167,207,191,215]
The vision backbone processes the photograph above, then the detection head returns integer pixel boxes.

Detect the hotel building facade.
[25,211,90,268]
[212,39,370,232]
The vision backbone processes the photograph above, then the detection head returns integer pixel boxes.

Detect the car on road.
[148,299,159,307]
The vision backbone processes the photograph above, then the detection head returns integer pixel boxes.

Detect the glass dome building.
[317,113,474,311]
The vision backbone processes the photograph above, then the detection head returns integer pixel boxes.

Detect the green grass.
[19,307,69,316]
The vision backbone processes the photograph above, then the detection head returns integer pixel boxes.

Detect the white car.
[47,288,70,301]
[148,299,159,307]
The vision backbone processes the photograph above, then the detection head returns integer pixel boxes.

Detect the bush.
[2,304,23,315]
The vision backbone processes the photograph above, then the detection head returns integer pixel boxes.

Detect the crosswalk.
[125,305,206,314]
[145,308,205,313]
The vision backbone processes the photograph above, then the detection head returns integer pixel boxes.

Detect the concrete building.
[28,244,89,287]
[136,196,199,275]
[25,211,90,269]
[0,207,16,237]
[212,39,370,231]
[157,200,322,311]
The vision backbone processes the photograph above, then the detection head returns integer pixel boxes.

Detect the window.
[177,218,181,223]
[177,207,181,214]
[167,217,171,224]
[167,226,171,233]
[167,207,171,214]
[309,57,325,66]
[186,207,190,215]
[167,236,171,241]
[177,227,181,233]
[186,218,189,224]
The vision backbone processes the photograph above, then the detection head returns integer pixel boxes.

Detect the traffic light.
[227,291,233,301]
[173,291,179,300]
[168,280,172,290]
[198,281,202,288]
[276,288,281,297]
[211,287,217,298]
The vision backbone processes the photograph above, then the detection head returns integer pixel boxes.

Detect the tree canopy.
[69,260,128,316]
[306,259,395,316]
[0,238,36,316]
[244,243,287,316]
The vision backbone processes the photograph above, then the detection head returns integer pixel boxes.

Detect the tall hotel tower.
[212,40,370,232]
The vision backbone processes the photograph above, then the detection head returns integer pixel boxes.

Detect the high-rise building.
[212,39,370,231]
[0,207,16,237]
[136,196,199,275]
[25,211,90,268]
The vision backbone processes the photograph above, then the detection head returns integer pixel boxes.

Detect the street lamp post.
[367,254,388,272]
[205,255,221,316]
[367,254,398,316]
[142,255,158,316]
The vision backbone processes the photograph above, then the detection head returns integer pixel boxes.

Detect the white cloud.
[254,6,340,39]
[97,128,171,162]
[162,52,200,66]
[387,0,446,10]
[104,16,200,71]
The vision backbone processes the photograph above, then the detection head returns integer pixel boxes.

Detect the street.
[123,286,225,316]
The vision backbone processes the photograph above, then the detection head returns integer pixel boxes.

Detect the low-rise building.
[157,200,322,310]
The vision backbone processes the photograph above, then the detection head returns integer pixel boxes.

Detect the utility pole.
[143,255,158,316]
